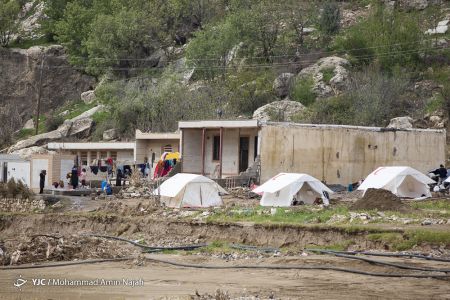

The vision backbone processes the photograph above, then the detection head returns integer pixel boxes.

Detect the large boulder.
[273,73,295,98]
[297,56,350,98]
[71,105,104,121]
[81,90,96,104]
[9,117,94,152]
[22,118,34,130]
[8,130,64,152]
[398,0,429,10]
[103,128,119,141]
[253,100,306,122]
[11,146,54,160]
[387,116,414,129]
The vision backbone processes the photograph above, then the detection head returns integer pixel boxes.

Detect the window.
[100,151,107,160]
[212,136,220,161]
[163,144,173,153]
[110,151,117,161]
[81,151,88,166]
[254,136,258,160]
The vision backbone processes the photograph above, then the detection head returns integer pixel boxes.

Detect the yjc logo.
[13,275,27,291]
[32,278,47,286]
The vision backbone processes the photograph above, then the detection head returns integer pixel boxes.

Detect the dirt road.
[1,254,449,300]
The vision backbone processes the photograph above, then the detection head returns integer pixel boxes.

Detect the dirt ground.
[1,194,449,299]
[1,254,450,300]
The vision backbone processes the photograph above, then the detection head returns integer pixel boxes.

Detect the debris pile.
[351,188,408,212]
[2,235,138,266]
[116,185,156,199]
[227,186,261,200]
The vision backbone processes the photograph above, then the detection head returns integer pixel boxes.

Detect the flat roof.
[48,142,135,150]
[179,120,259,129]
[0,154,27,161]
[263,121,446,133]
[135,130,180,140]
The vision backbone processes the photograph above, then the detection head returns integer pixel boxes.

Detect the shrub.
[319,1,340,35]
[6,178,17,198]
[45,115,64,132]
[290,77,316,106]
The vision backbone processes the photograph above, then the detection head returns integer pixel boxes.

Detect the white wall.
[31,159,48,189]
[7,161,31,187]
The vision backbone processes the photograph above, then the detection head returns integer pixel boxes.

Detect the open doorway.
[239,137,249,173]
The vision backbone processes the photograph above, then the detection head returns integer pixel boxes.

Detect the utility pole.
[35,56,45,135]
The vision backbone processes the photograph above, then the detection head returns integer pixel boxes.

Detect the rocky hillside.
[0,0,450,158]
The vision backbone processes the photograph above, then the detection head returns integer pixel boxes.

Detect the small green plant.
[290,77,316,106]
[319,1,340,35]
[321,67,335,83]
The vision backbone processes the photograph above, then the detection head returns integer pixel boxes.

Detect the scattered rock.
[22,119,34,130]
[398,0,429,10]
[387,116,413,129]
[80,90,96,104]
[297,56,350,98]
[425,20,449,35]
[103,128,119,141]
[273,73,295,98]
[252,100,305,121]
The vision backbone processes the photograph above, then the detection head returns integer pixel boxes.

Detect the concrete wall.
[260,124,446,185]
[182,128,258,177]
[31,154,75,191]
[135,139,180,164]
[7,161,31,187]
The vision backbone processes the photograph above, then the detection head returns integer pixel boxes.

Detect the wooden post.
[201,128,206,175]
[219,127,223,179]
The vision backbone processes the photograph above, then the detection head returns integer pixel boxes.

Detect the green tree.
[86,8,158,75]
[41,0,73,41]
[0,0,20,47]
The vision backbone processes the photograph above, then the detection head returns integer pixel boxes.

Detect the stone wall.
[0,197,46,212]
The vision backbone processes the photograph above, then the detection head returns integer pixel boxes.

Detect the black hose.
[143,256,450,279]
[0,258,132,270]
[230,243,279,253]
[86,234,208,251]
[3,256,449,278]
[320,249,450,263]
[306,249,450,273]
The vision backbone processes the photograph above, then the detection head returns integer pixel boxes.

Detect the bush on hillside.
[45,115,64,132]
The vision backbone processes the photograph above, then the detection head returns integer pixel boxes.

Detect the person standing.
[80,168,87,187]
[39,170,46,194]
[71,165,79,189]
[116,169,123,187]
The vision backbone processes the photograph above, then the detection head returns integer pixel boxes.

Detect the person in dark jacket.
[438,164,448,184]
[71,166,79,189]
[39,170,46,194]
[116,169,123,187]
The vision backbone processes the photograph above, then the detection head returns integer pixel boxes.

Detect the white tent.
[154,173,227,208]
[253,173,333,207]
[357,166,435,198]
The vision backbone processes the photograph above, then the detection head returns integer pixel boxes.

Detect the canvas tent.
[357,166,435,198]
[154,173,227,208]
[253,173,333,207]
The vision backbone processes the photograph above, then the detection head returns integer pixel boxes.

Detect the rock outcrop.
[8,117,94,152]
[0,45,96,130]
[387,116,414,129]
[273,73,295,98]
[253,100,305,122]
[81,90,96,104]
[103,128,119,141]
[297,56,350,98]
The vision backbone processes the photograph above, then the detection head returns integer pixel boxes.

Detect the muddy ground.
[0,195,449,299]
